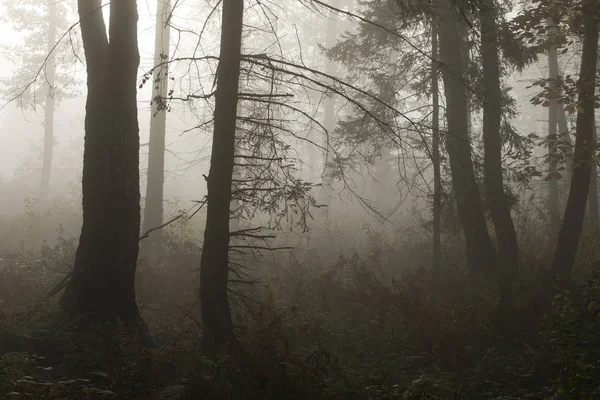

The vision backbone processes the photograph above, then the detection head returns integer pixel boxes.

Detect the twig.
[138,214,184,241]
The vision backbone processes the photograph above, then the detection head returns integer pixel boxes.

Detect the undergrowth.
[1,206,600,399]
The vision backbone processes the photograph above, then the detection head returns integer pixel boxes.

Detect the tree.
[199,0,244,348]
[588,122,599,236]
[431,20,441,272]
[322,0,339,182]
[59,0,151,340]
[143,0,172,245]
[437,0,497,279]
[549,20,575,194]
[551,0,599,281]
[0,0,78,204]
[480,0,519,283]
[547,26,562,231]
[40,0,57,205]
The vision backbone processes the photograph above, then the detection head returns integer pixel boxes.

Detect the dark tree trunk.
[431,20,441,272]
[142,0,171,244]
[437,0,497,280]
[551,6,599,281]
[40,0,57,205]
[60,0,148,338]
[480,0,519,281]
[199,0,243,348]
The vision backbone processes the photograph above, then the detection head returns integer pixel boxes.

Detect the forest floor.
[2,237,600,399]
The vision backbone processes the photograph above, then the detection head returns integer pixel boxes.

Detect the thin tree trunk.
[199,0,243,348]
[460,20,471,139]
[320,0,338,200]
[551,6,598,281]
[548,20,575,207]
[588,123,599,237]
[432,20,441,272]
[322,1,337,137]
[588,122,599,232]
[548,31,561,233]
[437,0,497,280]
[557,103,573,176]
[375,147,391,207]
[40,0,57,205]
[480,0,519,314]
[60,0,149,341]
[143,0,171,242]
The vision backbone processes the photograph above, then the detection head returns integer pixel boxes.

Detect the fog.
[1,0,599,398]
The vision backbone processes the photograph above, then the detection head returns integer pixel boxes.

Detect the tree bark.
[551,6,599,281]
[199,0,243,348]
[142,0,172,243]
[437,0,497,280]
[480,0,519,279]
[39,0,57,205]
[60,0,148,339]
[432,20,441,272]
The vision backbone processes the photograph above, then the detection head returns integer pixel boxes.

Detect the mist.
[1,0,599,399]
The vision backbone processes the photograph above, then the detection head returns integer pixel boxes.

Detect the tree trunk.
[142,0,172,243]
[432,20,441,272]
[437,0,497,280]
[548,21,575,208]
[199,0,243,348]
[556,104,573,177]
[551,6,598,281]
[480,0,518,279]
[459,20,471,139]
[39,0,57,205]
[319,0,338,203]
[588,123,599,237]
[60,0,148,339]
[547,31,561,233]
[374,147,391,208]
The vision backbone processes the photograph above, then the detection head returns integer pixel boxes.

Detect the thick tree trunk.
[60,0,147,338]
[551,7,598,281]
[142,0,171,243]
[432,21,441,272]
[39,0,57,205]
[480,0,518,280]
[199,0,243,348]
[437,0,497,280]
